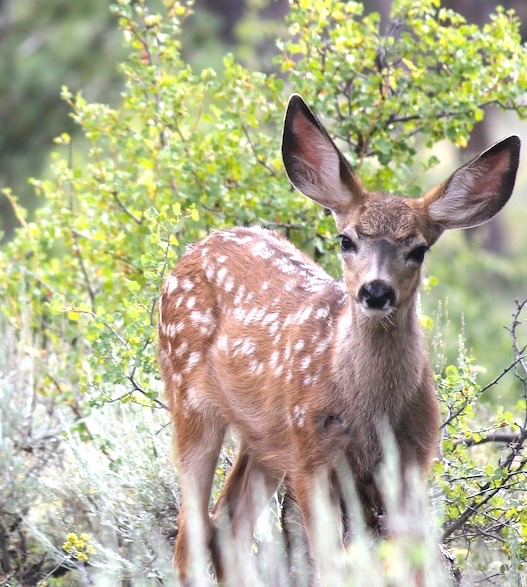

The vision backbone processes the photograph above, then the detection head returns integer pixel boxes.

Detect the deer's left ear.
[419,135,520,242]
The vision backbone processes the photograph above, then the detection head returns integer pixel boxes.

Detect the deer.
[158,94,520,582]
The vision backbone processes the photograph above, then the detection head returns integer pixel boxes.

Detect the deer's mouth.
[359,305,394,320]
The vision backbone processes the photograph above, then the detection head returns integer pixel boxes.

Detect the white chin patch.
[360,305,392,319]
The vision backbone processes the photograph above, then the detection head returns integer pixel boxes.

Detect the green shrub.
[0,314,177,585]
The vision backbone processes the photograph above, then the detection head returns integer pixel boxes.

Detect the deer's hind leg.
[172,399,226,582]
[210,442,284,580]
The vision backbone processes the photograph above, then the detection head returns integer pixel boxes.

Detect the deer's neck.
[333,298,427,408]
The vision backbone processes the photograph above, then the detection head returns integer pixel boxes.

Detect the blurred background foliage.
[1,0,527,383]
[0,0,127,240]
[1,0,527,584]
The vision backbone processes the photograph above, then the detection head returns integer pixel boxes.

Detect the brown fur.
[158,95,520,581]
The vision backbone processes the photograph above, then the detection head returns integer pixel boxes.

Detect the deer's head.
[282,95,520,318]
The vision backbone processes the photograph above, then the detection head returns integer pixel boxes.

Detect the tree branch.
[453,431,523,447]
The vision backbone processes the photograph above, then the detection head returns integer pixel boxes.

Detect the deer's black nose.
[358,280,396,310]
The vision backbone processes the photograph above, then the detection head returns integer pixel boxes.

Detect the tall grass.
[1,314,521,586]
[0,314,453,586]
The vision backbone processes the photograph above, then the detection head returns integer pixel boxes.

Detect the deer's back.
[158,227,352,467]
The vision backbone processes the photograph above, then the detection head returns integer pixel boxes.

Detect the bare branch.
[127,374,169,411]
[453,431,523,448]
[111,190,143,225]
[260,220,303,231]
[241,124,277,177]
[441,345,527,429]
[76,310,129,349]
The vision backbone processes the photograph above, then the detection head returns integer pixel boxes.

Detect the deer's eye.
[339,235,357,252]
[407,245,429,264]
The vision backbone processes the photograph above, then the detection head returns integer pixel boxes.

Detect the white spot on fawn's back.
[244,307,266,325]
[234,285,246,306]
[294,340,305,352]
[292,404,307,428]
[185,351,201,372]
[303,373,318,386]
[190,310,214,326]
[217,334,229,353]
[316,306,331,320]
[252,241,274,260]
[261,312,279,326]
[274,257,295,274]
[269,322,280,336]
[234,307,247,321]
[295,306,313,324]
[249,360,264,375]
[216,267,228,286]
[165,275,178,294]
[224,277,235,293]
[165,322,185,338]
[205,264,215,282]
[175,341,189,358]
[240,339,256,355]
[303,278,326,293]
[165,323,177,338]
[190,310,216,337]
[314,338,331,355]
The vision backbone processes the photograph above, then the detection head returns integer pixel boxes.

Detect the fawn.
[158,94,520,580]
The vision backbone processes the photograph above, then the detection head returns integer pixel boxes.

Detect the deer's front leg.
[287,420,350,564]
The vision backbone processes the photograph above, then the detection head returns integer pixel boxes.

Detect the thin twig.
[76,310,129,349]
[241,124,277,177]
[453,431,523,447]
[260,220,303,231]
[111,190,143,225]
[441,347,527,429]
[66,140,96,310]
[128,374,169,411]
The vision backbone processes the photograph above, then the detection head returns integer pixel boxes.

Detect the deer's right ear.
[281,94,365,216]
